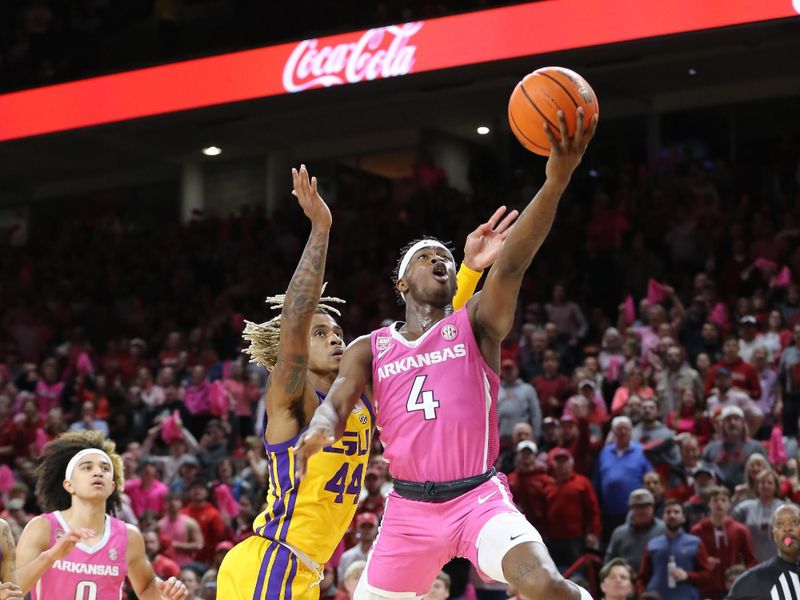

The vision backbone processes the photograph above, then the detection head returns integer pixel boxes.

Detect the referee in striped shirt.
[727,503,800,599]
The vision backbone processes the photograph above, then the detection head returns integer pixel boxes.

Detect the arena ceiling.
[0,17,799,201]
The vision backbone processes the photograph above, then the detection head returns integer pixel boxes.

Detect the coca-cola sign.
[1,0,796,141]
[282,23,423,92]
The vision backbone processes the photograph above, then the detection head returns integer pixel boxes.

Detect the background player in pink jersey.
[297,108,597,600]
[15,430,188,599]
[0,518,22,599]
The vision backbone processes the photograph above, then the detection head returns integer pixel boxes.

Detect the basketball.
[508,66,599,156]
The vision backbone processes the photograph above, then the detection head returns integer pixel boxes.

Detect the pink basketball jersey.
[370,308,500,482]
[32,511,128,600]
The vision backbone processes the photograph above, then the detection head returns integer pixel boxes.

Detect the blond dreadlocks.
[242,282,346,370]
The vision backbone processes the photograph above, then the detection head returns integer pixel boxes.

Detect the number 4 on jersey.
[406,375,440,420]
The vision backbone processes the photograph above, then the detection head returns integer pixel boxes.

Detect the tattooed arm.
[265,165,333,444]
[0,519,18,586]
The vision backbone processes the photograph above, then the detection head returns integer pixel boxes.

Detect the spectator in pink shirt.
[706,367,764,434]
[619,291,685,359]
[34,357,63,418]
[183,365,211,437]
[565,379,609,449]
[223,359,254,438]
[158,492,204,567]
[126,457,169,518]
[612,367,655,415]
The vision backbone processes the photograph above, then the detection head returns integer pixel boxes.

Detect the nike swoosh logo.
[377,347,392,359]
[510,533,526,541]
[477,491,497,504]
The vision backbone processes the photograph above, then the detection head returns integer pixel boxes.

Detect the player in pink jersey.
[16,430,188,600]
[297,108,598,600]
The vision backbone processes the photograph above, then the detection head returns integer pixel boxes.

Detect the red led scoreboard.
[0,0,797,142]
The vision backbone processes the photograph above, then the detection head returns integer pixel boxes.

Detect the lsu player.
[15,430,187,599]
[217,164,516,600]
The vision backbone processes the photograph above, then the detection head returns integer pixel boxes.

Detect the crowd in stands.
[1,127,800,600]
[0,0,523,92]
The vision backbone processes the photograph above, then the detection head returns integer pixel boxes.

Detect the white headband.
[65,448,113,480]
[397,240,450,301]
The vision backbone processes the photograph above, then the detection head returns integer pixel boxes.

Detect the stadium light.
[476,126,490,135]
[202,146,222,156]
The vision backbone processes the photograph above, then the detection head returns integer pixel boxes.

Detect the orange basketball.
[508,66,599,156]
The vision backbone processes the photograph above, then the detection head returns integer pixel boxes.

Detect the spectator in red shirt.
[14,396,42,458]
[180,478,229,566]
[0,395,18,466]
[690,487,757,600]
[508,440,552,536]
[704,337,761,399]
[531,350,572,419]
[39,407,68,448]
[159,331,184,368]
[119,338,148,383]
[143,529,180,580]
[544,447,601,569]
[587,192,629,253]
[780,458,800,503]
[559,414,592,476]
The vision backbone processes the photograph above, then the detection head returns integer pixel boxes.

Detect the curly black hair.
[393,236,454,305]
[35,430,124,515]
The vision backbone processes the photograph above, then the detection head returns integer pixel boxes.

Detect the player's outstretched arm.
[126,525,187,600]
[469,108,597,348]
[16,516,94,594]
[453,206,518,311]
[294,335,373,478]
[266,165,332,422]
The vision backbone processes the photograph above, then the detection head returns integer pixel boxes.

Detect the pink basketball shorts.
[355,473,543,598]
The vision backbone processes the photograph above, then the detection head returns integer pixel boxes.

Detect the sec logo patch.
[441,324,457,341]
